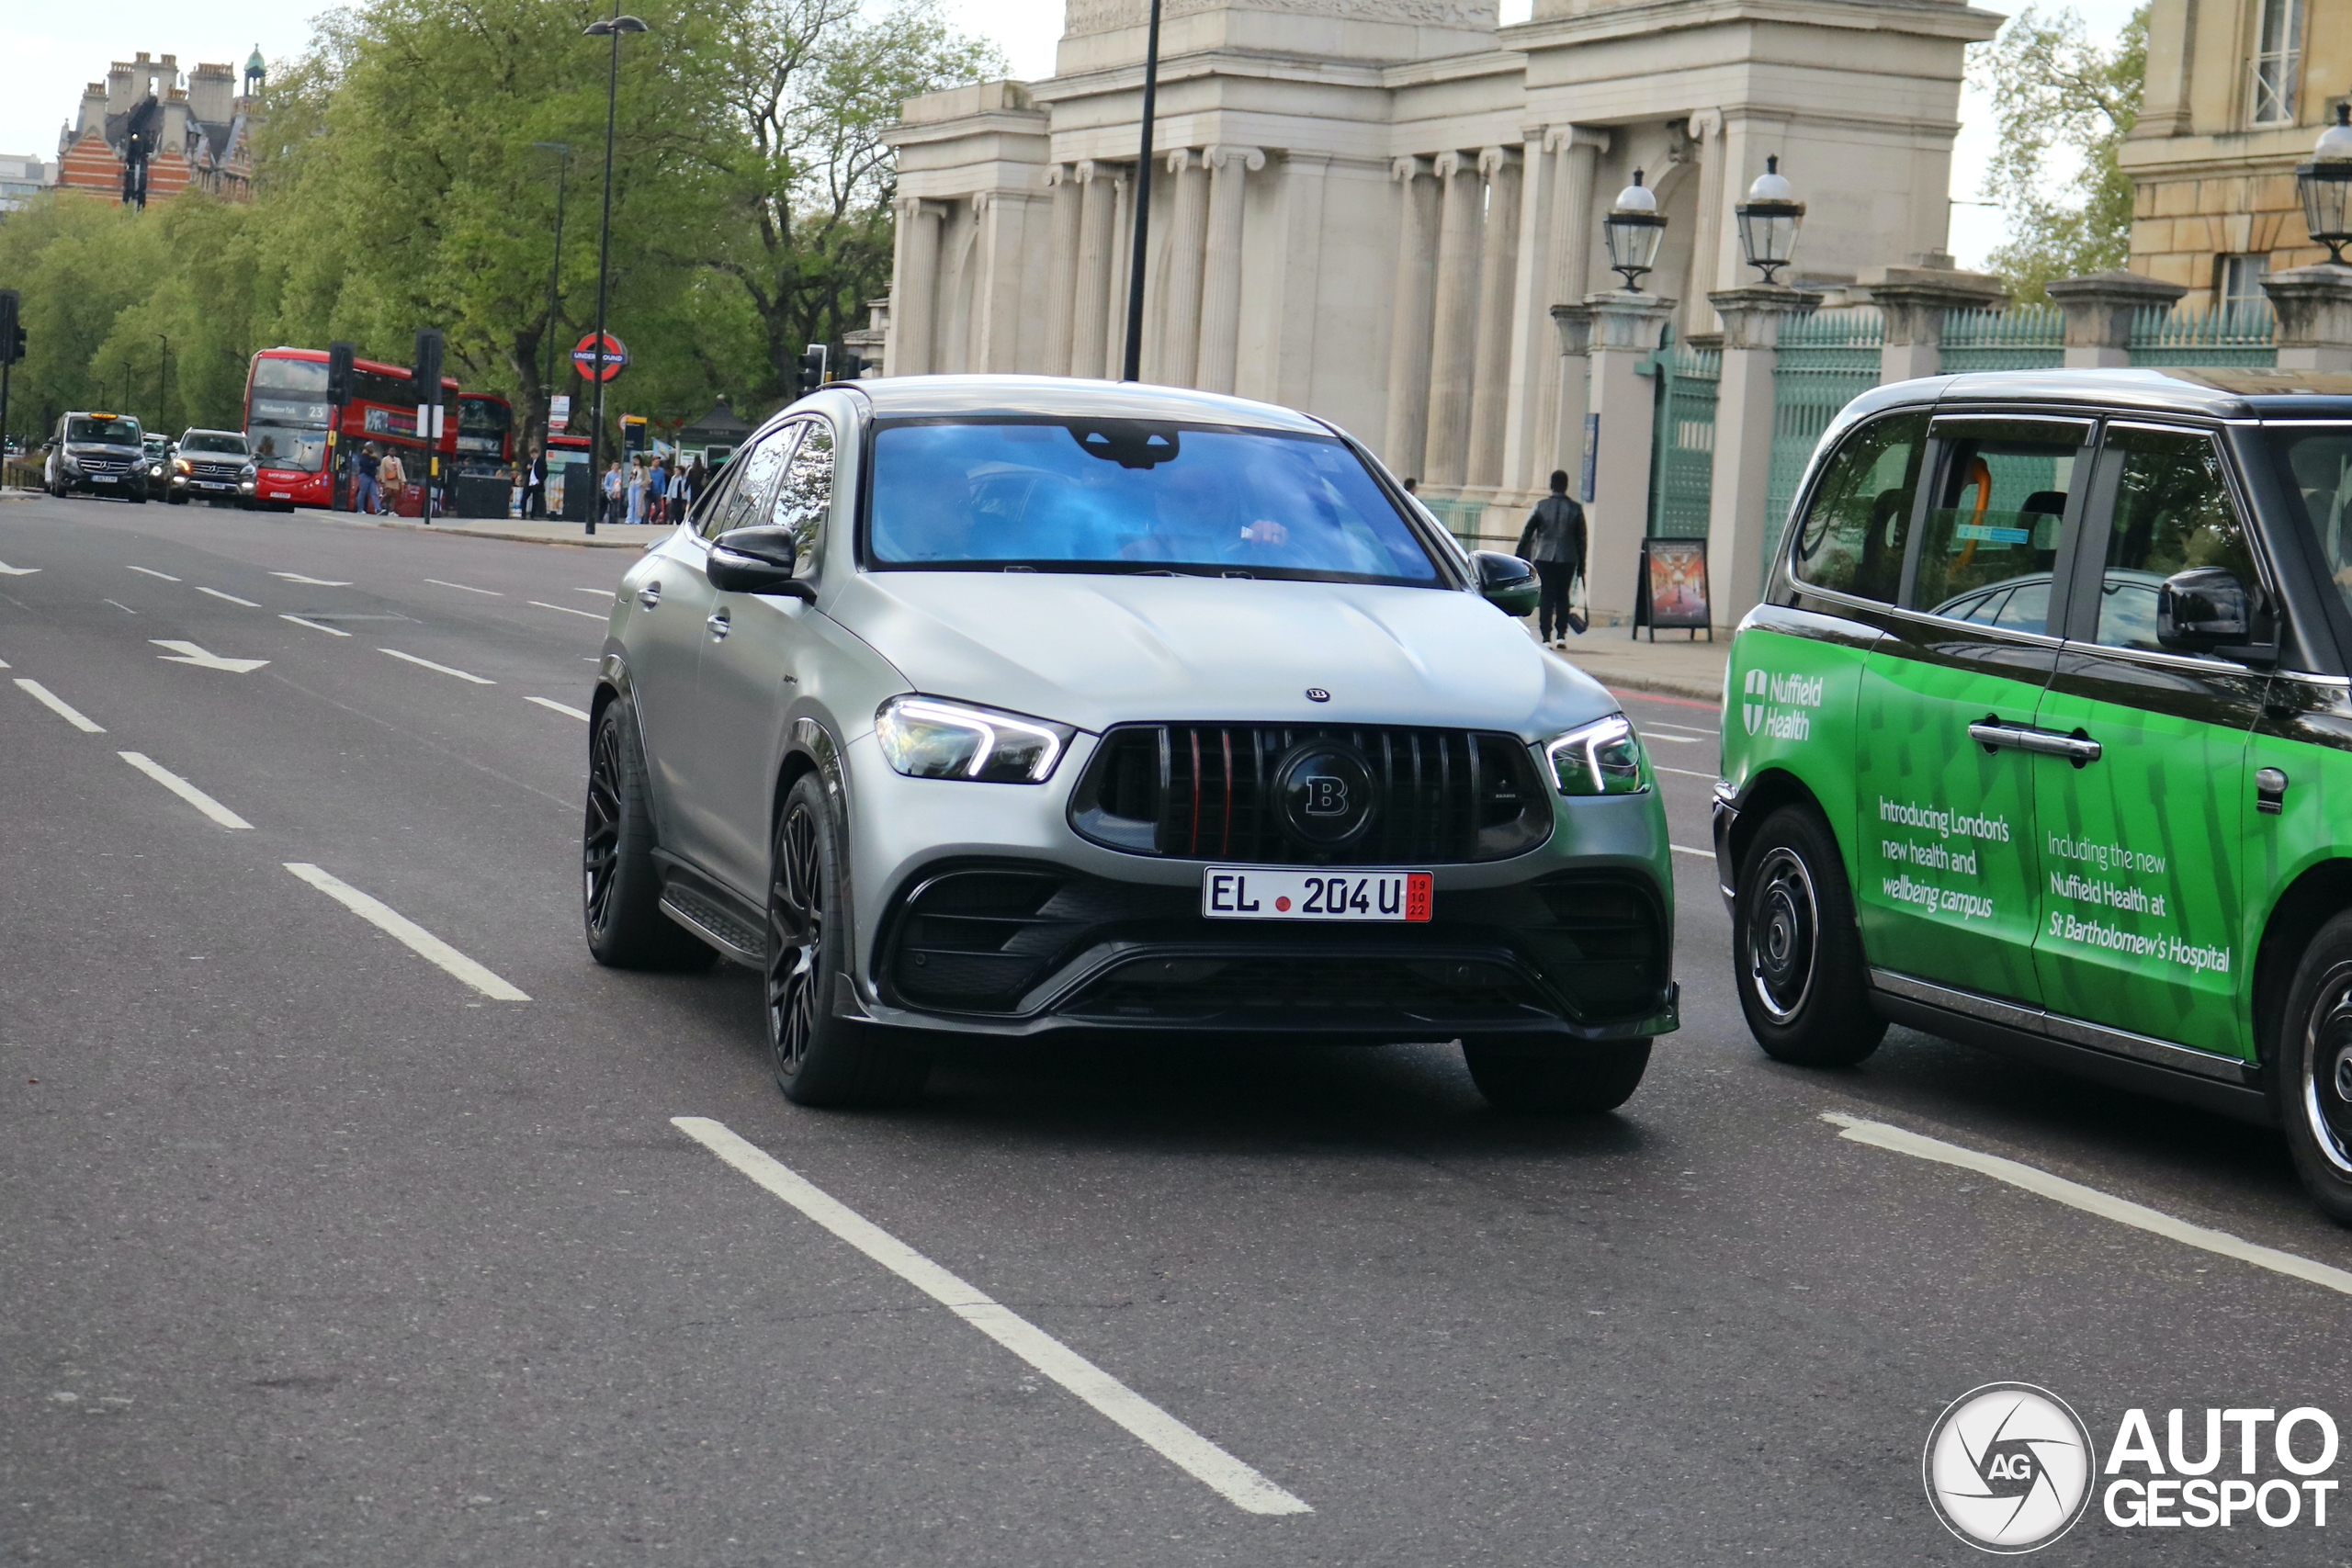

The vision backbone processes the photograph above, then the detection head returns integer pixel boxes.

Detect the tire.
[1464,1038,1651,1113]
[766,773,931,1107]
[1732,804,1885,1067]
[582,697,715,970]
[2277,912,2352,1225]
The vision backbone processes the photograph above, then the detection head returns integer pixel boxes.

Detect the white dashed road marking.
[119,752,253,830]
[15,679,104,733]
[1655,766,1716,780]
[280,615,351,637]
[126,566,180,581]
[1669,844,1713,859]
[379,649,494,684]
[1823,1112,2352,1299]
[0,561,40,576]
[526,696,592,720]
[283,863,529,1001]
[195,587,261,607]
[529,600,607,621]
[672,1116,1313,1517]
[271,572,352,586]
[425,579,501,596]
[571,587,613,598]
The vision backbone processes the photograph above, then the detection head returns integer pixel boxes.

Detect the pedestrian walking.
[1516,468,1588,647]
[648,456,670,527]
[680,455,707,522]
[602,460,625,526]
[355,443,383,515]
[625,457,646,525]
[378,447,408,515]
[522,442,547,518]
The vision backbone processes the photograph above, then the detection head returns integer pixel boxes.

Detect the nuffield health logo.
[1924,1383,2094,1553]
[1742,668,1822,740]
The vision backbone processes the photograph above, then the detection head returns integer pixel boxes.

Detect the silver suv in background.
[585,376,1679,1111]
[169,429,258,507]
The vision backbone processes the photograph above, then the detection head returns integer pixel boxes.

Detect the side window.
[2089,426,2258,652]
[768,420,834,578]
[699,424,798,541]
[1909,420,2086,631]
[1790,412,1927,604]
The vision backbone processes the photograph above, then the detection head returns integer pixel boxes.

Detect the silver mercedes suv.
[585,376,1677,1110]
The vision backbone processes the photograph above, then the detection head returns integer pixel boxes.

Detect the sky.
[1,0,2145,275]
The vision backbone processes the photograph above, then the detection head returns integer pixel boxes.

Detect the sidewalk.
[1536,624,1726,705]
[297,508,664,550]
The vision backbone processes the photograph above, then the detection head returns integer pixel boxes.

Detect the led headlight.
[876,695,1074,784]
[1543,714,1648,796]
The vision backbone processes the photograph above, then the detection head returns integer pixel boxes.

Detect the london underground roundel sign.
[571,332,628,382]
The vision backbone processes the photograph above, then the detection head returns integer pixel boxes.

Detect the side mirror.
[707,525,814,600]
[1470,550,1541,617]
[2156,567,2252,653]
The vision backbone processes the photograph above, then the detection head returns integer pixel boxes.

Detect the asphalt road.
[6,491,2351,1566]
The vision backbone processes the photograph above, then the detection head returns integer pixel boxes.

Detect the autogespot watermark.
[1925,1386,2343,1552]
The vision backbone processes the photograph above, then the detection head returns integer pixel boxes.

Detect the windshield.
[868,420,1440,584]
[254,357,329,394]
[68,416,141,446]
[180,433,248,455]
[249,423,327,473]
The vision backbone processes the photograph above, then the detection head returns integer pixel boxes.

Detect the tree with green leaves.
[1971,4,2148,301]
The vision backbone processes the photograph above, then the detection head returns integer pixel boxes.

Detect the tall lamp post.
[155,334,170,434]
[1117,0,1165,382]
[532,141,572,454]
[582,6,648,536]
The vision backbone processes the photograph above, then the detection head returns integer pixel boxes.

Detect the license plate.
[92,475,116,483]
[1202,867,1432,923]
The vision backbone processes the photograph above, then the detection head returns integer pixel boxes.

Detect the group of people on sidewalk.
[514,444,712,527]
[349,443,407,516]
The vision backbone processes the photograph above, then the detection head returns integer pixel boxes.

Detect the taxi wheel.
[1733,806,1884,1067]
[766,773,932,1108]
[1464,1039,1650,1113]
[582,698,716,971]
[2278,913,2352,1224]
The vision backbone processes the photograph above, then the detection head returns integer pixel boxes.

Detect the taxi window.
[1789,412,1925,603]
[1912,421,2082,630]
[2268,426,2352,631]
[2089,426,2256,652]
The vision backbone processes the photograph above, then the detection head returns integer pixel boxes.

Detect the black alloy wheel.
[581,698,713,970]
[2278,913,2352,1224]
[1732,805,1883,1066]
[766,796,825,1085]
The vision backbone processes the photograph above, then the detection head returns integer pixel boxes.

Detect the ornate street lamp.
[1603,170,1668,292]
[1735,155,1806,285]
[2299,103,2352,265]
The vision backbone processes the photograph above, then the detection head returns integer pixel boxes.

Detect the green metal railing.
[1938,303,2064,373]
[1765,308,1883,576]
[2129,302,2277,367]
[1648,338,1720,538]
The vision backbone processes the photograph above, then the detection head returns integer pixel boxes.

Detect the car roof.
[1854,367,2352,422]
[841,374,1332,434]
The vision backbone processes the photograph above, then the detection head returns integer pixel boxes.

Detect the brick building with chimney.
[54,49,264,207]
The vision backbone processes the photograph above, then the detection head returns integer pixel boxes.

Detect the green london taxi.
[1713,367,2352,1222]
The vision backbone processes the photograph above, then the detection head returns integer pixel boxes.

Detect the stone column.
[1514,129,1607,496]
[894,197,944,377]
[1707,285,1822,626]
[1550,303,1594,498]
[1864,262,2007,382]
[1422,151,1483,491]
[1069,161,1117,382]
[1383,156,1440,482]
[1680,110,1726,341]
[1105,166,1134,379]
[2044,270,2187,367]
[1465,145,1522,494]
[1582,290,1676,625]
[1042,164,1081,376]
[1499,127,1551,499]
[1156,149,1209,387]
[1197,144,1262,395]
[2265,264,2352,370]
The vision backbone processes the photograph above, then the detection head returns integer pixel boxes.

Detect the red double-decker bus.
[244,346,459,513]
[455,391,514,474]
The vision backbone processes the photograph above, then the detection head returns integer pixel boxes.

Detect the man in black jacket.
[1516,469,1587,646]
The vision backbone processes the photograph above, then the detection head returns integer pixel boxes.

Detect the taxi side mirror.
[1471,550,1542,617]
[2156,567,2251,653]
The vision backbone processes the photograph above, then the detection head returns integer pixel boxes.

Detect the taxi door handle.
[1966,721,2102,766]
[706,609,730,641]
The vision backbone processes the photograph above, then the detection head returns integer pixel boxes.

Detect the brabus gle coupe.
[585,376,1678,1111]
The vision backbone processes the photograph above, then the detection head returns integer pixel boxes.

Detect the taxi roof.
[1854,367,2352,423]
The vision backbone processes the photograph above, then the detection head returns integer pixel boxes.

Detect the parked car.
[169,428,259,507]
[586,375,1679,1110]
[1714,366,2352,1221]
[43,411,150,501]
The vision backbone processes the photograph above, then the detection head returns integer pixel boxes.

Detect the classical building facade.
[2121,0,2347,309]
[55,50,264,207]
[882,0,1996,615]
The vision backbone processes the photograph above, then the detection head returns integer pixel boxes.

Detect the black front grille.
[1069,724,1551,865]
[191,461,243,481]
[78,453,132,473]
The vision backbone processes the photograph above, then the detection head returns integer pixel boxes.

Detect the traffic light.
[326,341,354,405]
[413,328,445,407]
[0,290,22,367]
[797,343,828,399]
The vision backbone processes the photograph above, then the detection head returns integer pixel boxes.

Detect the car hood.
[829,570,1619,738]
